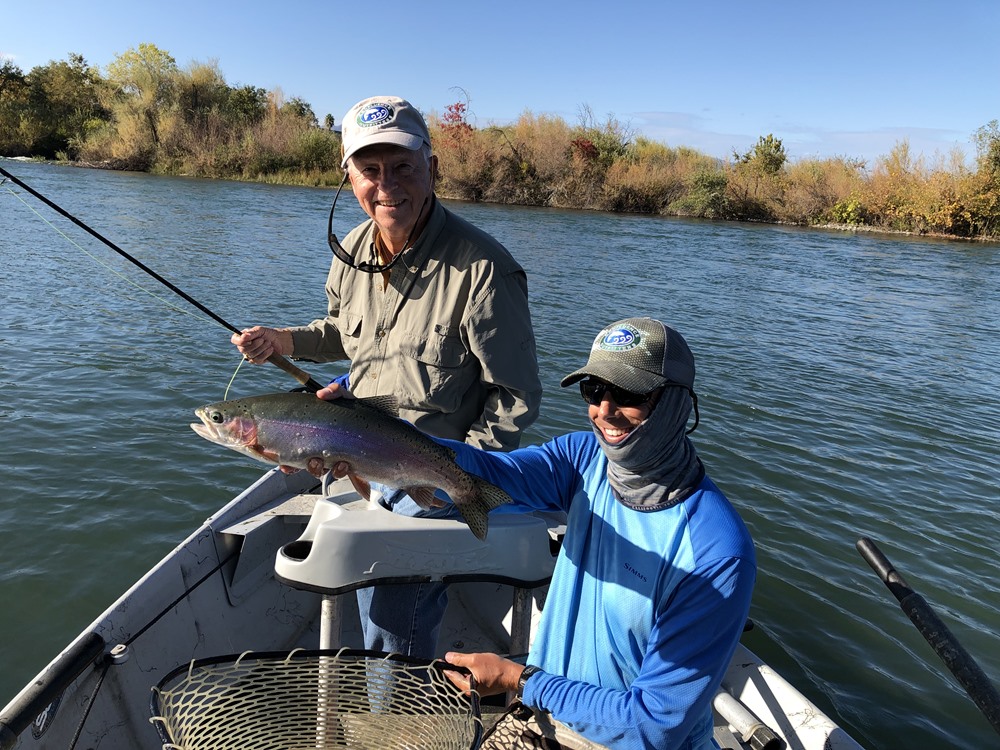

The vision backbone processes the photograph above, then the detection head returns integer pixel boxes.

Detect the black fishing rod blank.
[857,536,1000,737]
[1,165,323,392]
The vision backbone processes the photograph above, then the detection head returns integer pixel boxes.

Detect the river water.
[2,158,999,749]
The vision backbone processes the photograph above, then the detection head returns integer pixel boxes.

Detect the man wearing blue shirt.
[444,317,756,750]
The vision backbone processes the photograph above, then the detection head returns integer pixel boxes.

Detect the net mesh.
[480,703,565,750]
[479,700,606,750]
[149,649,482,750]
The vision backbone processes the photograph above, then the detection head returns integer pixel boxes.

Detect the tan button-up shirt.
[288,198,541,451]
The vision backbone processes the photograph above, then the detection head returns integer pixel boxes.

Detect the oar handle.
[856,535,911,600]
[267,354,323,393]
[857,536,1000,736]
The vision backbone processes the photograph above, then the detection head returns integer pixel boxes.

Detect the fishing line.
[224,356,248,400]
[2,178,213,324]
[0,166,324,392]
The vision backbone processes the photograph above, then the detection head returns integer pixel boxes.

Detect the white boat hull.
[0,469,864,750]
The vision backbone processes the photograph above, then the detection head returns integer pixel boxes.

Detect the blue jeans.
[356,488,461,658]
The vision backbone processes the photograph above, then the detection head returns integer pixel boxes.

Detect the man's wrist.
[516,665,542,698]
[278,328,295,356]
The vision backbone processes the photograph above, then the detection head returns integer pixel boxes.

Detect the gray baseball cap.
[340,96,432,167]
[560,317,696,393]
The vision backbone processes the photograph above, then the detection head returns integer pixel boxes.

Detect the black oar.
[0,165,323,392]
[856,536,1000,736]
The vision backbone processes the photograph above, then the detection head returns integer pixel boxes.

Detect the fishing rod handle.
[266,354,323,392]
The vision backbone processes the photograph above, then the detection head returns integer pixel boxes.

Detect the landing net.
[149,648,482,750]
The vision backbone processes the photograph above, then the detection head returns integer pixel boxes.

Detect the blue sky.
[5,0,998,166]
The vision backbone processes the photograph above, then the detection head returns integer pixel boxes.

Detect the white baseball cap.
[340,96,432,167]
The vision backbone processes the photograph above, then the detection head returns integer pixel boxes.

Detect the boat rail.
[0,632,106,750]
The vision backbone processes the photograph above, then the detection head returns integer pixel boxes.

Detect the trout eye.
[209,410,225,423]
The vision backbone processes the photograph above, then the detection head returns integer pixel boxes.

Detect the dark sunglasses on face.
[580,379,701,434]
[579,379,656,407]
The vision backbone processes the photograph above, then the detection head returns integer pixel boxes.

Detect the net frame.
[149,648,482,750]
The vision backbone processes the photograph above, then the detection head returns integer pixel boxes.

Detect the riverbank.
[6,154,998,245]
[802,221,999,243]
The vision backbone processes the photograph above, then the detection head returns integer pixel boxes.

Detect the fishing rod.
[857,536,1000,737]
[0,165,323,393]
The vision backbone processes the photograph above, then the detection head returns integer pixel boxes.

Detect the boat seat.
[274,489,558,655]
[274,491,557,596]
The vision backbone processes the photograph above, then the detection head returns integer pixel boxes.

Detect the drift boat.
[0,469,865,750]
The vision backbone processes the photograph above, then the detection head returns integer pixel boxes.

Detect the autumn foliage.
[3,47,998,239]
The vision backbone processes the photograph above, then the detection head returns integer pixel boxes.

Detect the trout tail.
[457,477,514,542]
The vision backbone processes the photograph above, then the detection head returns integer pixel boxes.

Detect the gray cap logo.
[598,324,640,351]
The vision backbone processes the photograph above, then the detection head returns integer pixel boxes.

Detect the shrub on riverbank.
[2,47,998,240]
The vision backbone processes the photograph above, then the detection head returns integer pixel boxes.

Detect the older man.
[233,96,542,657]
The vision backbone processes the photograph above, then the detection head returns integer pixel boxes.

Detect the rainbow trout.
[191,391,511,540]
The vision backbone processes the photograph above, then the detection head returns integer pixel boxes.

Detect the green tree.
[176,61,227,131]
[0,57,28,154]
[222,85,268,128]
[736,134,787,175]
[968,121,1000,235]
[280,96,317,126]
[973,120,1000,179]
[22,53,106,157]
[102,43,180,166]
[726,134,788,220]
[670,168,729,218]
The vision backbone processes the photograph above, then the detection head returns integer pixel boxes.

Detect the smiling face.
[588,387,661,445]
[346,144,436,254]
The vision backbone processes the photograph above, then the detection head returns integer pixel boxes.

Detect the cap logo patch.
[357,103,394,128]
[598,325,640,351]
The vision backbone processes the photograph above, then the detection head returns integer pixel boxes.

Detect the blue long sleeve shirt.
[445,431,756,750]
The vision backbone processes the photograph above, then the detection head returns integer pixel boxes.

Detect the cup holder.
[280,540,313,562]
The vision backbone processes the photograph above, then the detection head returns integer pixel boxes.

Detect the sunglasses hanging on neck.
[326,173,425,274]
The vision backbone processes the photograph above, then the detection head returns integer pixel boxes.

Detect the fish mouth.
[190,410,237,445]
[190,421,227,443]
[190,421,213,438]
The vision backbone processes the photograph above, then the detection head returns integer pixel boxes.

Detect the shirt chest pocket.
[399,327,474,410]
[338,311,364,359]
[403,326,468,367]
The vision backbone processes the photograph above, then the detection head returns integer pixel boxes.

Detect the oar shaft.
[857,536,1000,736]
[1,165,322,392]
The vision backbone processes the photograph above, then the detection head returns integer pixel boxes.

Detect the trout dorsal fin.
[356,395,400,417]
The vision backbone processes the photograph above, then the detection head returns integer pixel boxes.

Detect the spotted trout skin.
[191,392,510,540]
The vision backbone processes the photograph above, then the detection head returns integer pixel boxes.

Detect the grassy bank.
[3,46,998,241]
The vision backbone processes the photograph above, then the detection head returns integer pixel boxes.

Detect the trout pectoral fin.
[348,472,371,500]
[408,487,446,511]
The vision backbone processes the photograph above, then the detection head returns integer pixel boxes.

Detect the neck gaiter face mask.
[594,386,703,510]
